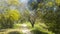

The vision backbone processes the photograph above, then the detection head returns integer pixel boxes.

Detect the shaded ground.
[0,23,32,34]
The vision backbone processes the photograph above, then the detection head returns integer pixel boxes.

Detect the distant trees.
[7,0,19,6]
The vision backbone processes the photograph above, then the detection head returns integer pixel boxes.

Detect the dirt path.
[21,24,32,34]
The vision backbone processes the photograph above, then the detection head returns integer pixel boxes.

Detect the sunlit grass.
[8,31,23,34]
[0,29,23,34]
[25,22,55,34]
[13,23,23,29]
[32,22,55,34]
[0,22,55,34]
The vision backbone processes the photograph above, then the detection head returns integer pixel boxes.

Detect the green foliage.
[0,0,21,29]
[36,9,60,34]
[7,0,19,6]
[0,9,20,29]
[30,23,54,34]
[39,9,60,34]
[30,0,60,34]
[55,0,60,6]
[7,9,20,21]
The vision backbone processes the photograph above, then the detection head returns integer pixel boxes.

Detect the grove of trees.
[0,0,60,34]
[29,0,60,34]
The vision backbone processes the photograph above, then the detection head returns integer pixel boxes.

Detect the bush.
[0,9,20,29]
[0,14,14,29]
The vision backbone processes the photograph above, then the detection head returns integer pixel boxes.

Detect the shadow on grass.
[8,31,23,34]
[31,29,48,34]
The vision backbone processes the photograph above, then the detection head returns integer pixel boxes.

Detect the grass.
[31,29,48,34]
[0,21,55,34]
[8,31,23,34]
[32,23,55,34]
[0,23,23,34]
[13,23,22,29]
[0,29,23,34]
[25,22,55,34]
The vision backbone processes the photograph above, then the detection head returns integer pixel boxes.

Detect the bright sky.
[19,0,29,9]
[20,0,29,3]
[20,0,26,2]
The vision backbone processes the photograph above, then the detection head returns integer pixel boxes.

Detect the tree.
[28,14,36,28]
